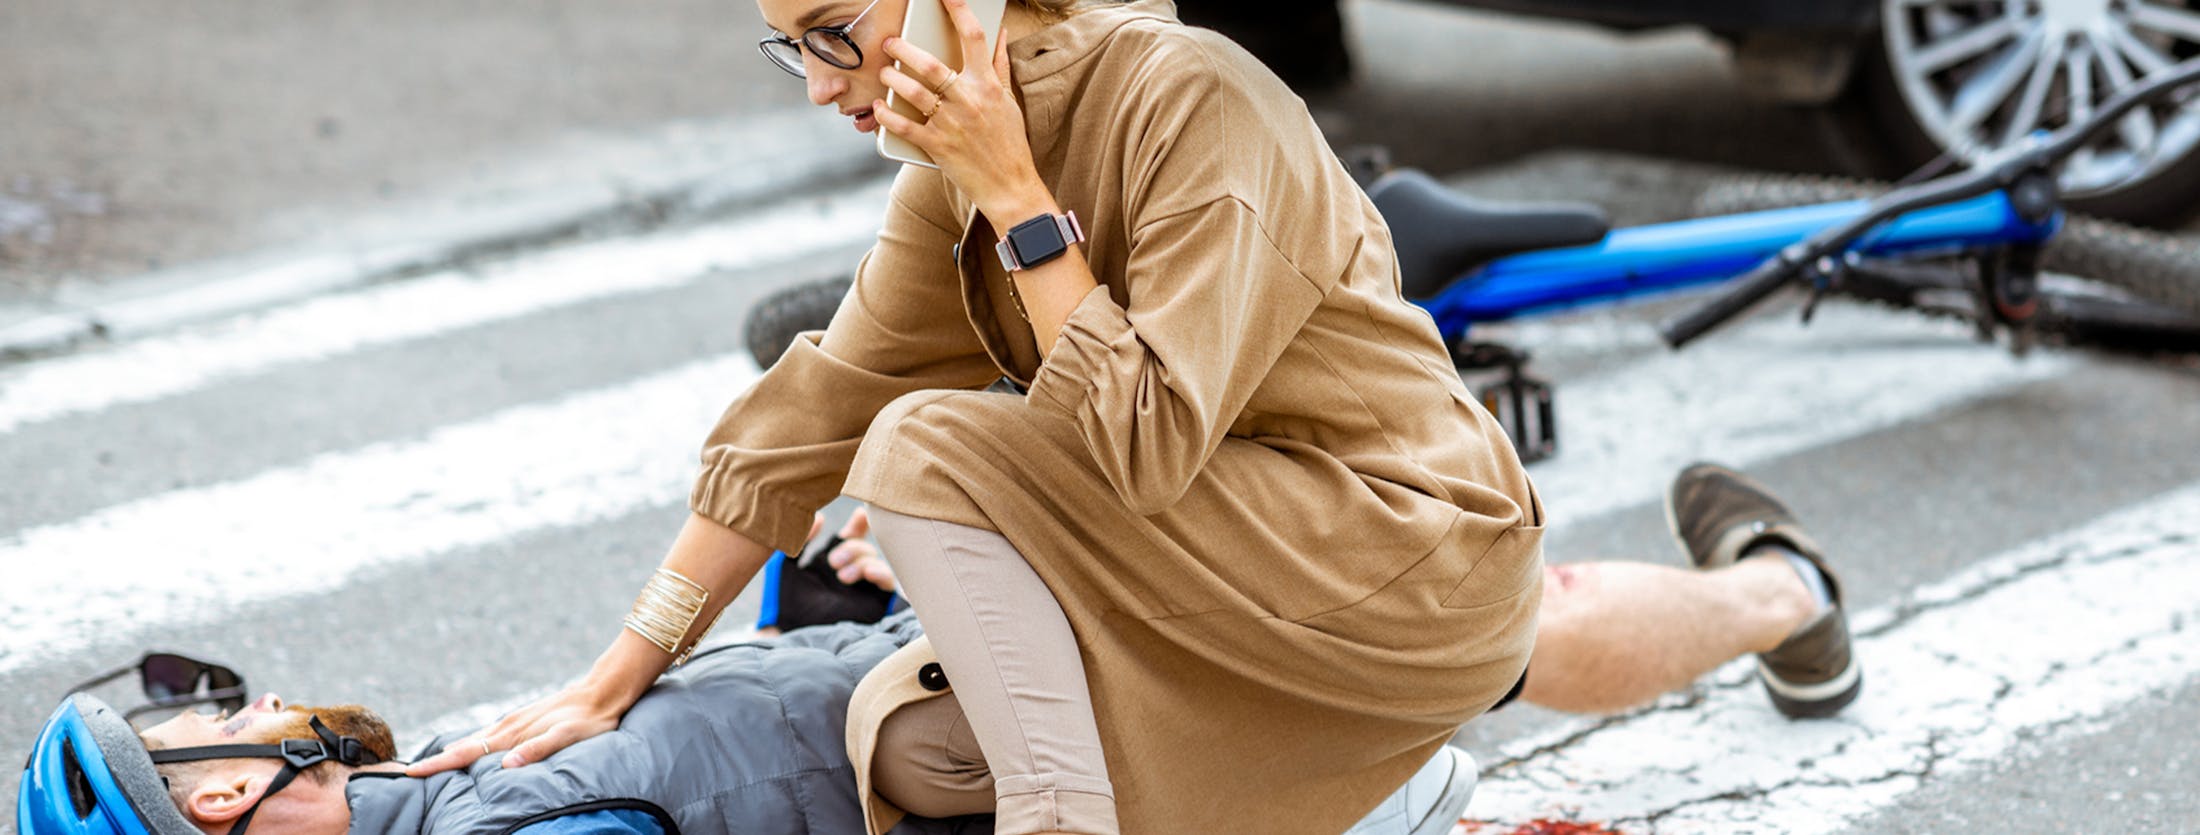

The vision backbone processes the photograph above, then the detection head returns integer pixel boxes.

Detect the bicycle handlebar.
[1659,251,1807,347]
[1658,57,2200,348]
[1658,163,2003,347]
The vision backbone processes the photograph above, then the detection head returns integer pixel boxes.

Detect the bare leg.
[1518,558,1816,714]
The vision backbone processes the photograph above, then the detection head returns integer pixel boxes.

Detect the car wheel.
[1859,0,2200,226]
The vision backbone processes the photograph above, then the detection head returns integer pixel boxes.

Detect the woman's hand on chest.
[873,0,1056,225]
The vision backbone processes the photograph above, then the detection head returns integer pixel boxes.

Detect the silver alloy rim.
[1883,0,2200,195]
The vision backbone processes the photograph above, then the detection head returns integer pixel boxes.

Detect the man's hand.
[824,507,897,592]
[757,507,903,636]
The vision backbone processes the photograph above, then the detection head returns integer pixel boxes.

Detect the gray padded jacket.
[343,615,986,835]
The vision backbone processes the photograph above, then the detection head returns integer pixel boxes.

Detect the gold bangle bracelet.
[671,605,730,667]
[623,568,709,657]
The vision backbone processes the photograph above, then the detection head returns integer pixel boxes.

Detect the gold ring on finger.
[932,70,961,100]
[478,739,493,756]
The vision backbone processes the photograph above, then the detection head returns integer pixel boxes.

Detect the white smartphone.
[877,0,1009,169]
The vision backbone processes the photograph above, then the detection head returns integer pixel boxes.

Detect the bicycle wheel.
[743,274,851,367]
[1696,173,2200,319]
[2041,215,2200,320]
[1836,258,2200,354]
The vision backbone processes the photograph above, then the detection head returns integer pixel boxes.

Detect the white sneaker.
[1341,745,1476,835]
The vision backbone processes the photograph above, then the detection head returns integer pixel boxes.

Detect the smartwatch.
[995,211,1085,272]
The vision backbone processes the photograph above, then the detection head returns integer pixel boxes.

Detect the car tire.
[1178,0,1355,94]
[1838,0,2200,228]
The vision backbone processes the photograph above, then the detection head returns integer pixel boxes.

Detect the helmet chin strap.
[147,715,384,835]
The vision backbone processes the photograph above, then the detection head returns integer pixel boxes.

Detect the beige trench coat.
[689,2,1544,831]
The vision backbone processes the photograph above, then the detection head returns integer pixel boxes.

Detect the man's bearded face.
[139,693,398,762]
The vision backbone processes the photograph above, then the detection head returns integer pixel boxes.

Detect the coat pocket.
[1440,522,1545,610]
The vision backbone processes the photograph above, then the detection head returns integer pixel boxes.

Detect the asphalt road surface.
[5,3,2199,833]
[0,0,809,296]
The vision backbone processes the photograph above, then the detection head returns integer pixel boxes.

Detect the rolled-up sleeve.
[691,166,1000,551]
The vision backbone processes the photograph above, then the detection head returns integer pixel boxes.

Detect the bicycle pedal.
[1453,341,1558,462]
[1975,246,2043,356]
[1479,373,1557,464]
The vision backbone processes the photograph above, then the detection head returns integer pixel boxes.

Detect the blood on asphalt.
[1462,819,1624,835]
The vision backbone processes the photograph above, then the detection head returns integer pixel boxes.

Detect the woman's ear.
[186,771,265,824]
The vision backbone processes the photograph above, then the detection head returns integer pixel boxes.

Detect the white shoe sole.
[1343,746,1479,835]
[1412,746,1477,835]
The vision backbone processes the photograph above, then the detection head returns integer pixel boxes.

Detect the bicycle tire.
[1836,260,2200,355]
[743,275,851,367]
[2040,217,2200,320]
[1695,173,2200,319]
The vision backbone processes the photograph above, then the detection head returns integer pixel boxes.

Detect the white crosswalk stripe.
[1524,305,2074,525]
[0,355,757,676]
[0,179,887,435]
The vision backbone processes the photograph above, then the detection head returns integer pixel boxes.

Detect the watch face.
[1006,216,1066,264]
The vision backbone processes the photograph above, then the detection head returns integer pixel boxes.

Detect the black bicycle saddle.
[1368,168,1611,300]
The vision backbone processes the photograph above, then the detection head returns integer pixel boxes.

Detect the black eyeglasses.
[69,652,248,721]
[758,0,885,79]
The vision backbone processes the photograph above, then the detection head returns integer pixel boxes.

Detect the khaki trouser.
[868,507,1120,835]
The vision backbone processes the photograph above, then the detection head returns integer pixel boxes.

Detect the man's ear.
[186,771,266,825]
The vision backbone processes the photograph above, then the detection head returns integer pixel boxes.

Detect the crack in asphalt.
[1857,532,2185,641]
[1622,731,1954,832]
[1482,712,1644,776]
[1472,527,2198,831]
[1482,688,1710,776]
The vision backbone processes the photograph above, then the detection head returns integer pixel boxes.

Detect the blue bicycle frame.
[1416,190,2063,342]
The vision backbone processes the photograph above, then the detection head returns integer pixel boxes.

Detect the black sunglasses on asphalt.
[68,651,248,721]
[758,0,885,78]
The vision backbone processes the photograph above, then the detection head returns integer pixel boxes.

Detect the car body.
[1453,0,1874,35]
[1193,0,2200,226]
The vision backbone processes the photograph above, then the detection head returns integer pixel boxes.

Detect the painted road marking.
[1459,483,2200,834]
[0,355,757,674]
[1523,302,2073,524]
[0,179,889,434]
[0,307,2069,675]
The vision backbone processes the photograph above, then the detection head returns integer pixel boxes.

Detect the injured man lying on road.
[24,615,1479,835]
[20,464,1856,835]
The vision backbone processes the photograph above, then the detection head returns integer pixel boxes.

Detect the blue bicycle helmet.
[19,694,200,835]
[22,692,383,835]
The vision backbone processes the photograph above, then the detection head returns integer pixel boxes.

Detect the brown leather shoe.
[1666,463,1862,718]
